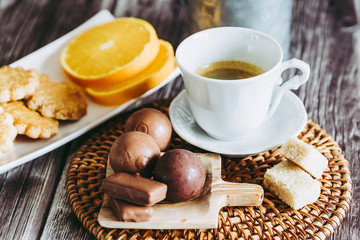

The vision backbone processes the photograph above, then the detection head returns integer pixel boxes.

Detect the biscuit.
[0,106,17,155]
[24,74,87,120]
[0,101,58,139]
[0,66,39,102]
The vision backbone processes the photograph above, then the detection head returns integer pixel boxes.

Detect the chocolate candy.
[108,197,153,222]
[124,108,172,151]
[102,172,167,206]
[109,131,160,176]
[153,149,206,202]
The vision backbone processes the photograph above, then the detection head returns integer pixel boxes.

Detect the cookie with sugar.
[0,66,39,103]
[0,101,58,139]
[24,73,87,120]
[0,106,17,155]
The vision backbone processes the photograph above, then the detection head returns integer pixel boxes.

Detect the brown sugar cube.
[280,138,328,179]
[264,160,321,210]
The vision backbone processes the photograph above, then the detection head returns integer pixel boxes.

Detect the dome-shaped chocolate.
[109,131,160,176]
[153,149,206,202]
[125,108,172,151]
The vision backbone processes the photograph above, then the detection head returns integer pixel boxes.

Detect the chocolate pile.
[102,108,206,222]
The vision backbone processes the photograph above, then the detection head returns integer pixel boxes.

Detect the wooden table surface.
[0,0,359,239]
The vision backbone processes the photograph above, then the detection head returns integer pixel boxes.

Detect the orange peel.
[85,39,175,105]
[60,17,160,88]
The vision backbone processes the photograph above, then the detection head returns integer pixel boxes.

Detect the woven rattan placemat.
[66,99,352,240]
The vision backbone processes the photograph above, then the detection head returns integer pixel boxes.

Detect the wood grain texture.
[39,135,94,240]
[292,2,360,239]
[0,147,67,240]
[0,0,358,239]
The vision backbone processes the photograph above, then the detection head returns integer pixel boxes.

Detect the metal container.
[188,0,293,59]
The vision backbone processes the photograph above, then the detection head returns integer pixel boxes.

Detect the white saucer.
[169,89,307,156]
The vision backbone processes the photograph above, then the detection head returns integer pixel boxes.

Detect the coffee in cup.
[195,60,265,80]
[175,27,310,140]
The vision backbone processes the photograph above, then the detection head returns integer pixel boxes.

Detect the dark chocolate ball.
[124,108,172,151]
[153,149,206,202]
[109,131,160,176]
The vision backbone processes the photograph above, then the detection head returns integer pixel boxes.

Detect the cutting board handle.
[212,180,264,207]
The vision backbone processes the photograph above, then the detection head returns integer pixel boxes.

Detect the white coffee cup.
[175,27,310,140]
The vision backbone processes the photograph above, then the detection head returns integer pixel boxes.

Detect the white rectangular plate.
[0,9,180,174]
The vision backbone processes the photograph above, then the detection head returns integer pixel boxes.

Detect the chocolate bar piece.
[102,172,167,206]
[109,197,153,222]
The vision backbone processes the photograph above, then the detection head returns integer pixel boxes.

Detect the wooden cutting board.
[98,153,264,229]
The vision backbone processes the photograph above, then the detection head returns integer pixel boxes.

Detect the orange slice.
[86,39,176,105]
[60,17,160,88]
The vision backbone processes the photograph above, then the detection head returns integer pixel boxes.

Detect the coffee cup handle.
[267,58,310,119]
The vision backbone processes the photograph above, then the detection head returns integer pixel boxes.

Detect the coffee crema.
[195,60,264,80]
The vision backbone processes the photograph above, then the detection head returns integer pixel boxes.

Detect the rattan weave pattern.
[66,99,352,240]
